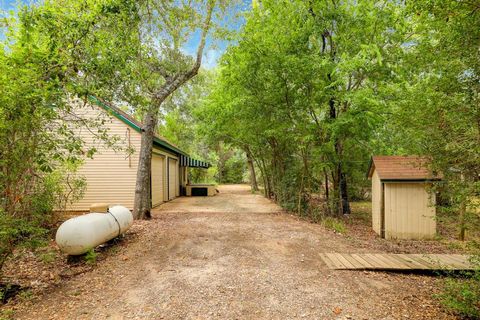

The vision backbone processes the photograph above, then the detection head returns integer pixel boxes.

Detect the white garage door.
[151,154,165,206]
[168,158,178,200]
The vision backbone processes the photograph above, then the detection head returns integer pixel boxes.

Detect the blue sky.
[1,0,250,68]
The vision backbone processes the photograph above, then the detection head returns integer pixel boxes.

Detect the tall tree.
[127,0,232,219]
[385,0,480,240]
[200,0,404,214]
[0,0,140,274]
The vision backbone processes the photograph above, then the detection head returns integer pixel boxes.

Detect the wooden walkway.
[320,253,476,271]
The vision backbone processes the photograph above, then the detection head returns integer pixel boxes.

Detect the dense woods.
[197,0,479,227]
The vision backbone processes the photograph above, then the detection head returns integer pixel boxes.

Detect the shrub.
[0,211,49,277]
[84,249,98,265]
[437,256,480,318]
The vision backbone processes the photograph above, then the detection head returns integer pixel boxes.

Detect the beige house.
[367,156,440,240]
[66,97,209,211]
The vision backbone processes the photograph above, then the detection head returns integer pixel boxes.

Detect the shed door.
[151,154,165,206]
[168,158,178,201]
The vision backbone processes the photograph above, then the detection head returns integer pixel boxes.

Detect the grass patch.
[0,309,15,320]
[38,251,56,264]
[349,201,371,223]
[83,249,98,265]
[323,217,347,234]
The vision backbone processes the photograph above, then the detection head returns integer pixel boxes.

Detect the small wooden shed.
[367,156,440,240]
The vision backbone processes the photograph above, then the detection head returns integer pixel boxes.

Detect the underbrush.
[322,217,347,234]
[437,256,480,319]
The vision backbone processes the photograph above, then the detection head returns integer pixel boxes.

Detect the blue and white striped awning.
[180,155,210,168]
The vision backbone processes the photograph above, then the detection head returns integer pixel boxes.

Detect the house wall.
[151,153,165,206]
[384,182,436,239]
[66,104,141,211]
[371,170,382,235]
[167,158,179,200]
[66,102,180,211]
[153,148,178,206]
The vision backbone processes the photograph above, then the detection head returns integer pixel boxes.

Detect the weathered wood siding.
[371,170,382,235]
[384,183,436,239]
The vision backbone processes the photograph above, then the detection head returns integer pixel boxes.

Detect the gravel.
[6,185,457,319]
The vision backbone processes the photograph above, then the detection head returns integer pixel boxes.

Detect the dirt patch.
[3,185,457,319]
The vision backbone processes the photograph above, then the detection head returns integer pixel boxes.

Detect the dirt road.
[14,185,453,319]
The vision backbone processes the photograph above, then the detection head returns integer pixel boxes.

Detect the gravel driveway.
[14,185,455,319]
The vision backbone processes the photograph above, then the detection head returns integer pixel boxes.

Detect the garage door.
[151,154,165,206]
[168,158,178,200]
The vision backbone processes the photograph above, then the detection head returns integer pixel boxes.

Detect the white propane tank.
[56,205,133,255]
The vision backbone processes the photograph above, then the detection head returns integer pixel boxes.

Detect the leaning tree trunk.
[246,150,258,192]
[133,112,158,220]
[132,0,214,220]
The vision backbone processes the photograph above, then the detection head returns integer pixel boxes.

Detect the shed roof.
[367,156,441,181]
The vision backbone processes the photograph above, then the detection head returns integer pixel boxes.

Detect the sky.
[0,0,251,68]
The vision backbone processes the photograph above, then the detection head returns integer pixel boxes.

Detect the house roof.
[367,156,441,181]
[89,96,188,157]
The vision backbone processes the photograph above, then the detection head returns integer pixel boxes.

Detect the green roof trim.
[89,96,141,133]
[88,95,188,157]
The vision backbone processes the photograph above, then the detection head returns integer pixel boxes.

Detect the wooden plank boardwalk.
[320,253,477,271]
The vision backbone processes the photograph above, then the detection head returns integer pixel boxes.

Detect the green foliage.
[437,257,480,319]
[0,0,137,276]
[38,251,57,264]
[17,289,34,302]
[222,154,246,184]
[323,217,347,234]
[84,249,98,265]
[0,309,14,320]
[199,0,404,215]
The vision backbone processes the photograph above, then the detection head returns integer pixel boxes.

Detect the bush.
[84,249,98,265]
[437,256,480,318]
[0,211,49,276]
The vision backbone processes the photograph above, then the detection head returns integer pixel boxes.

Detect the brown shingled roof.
[367,156,441,181]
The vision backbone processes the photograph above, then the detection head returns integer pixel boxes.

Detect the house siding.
[65,102,180,211]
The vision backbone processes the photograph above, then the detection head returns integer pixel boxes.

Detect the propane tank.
[56,205,133,255]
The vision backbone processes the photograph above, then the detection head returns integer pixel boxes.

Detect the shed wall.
[384,183,436,239]
[371,170,382,235]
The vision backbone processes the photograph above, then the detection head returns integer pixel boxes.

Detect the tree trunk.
[259,157,271,198]
[132,111,157,220]
[323,168,329,201]
[132,0,215,220]
[339,170,351,215]
[246,150,258,192]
